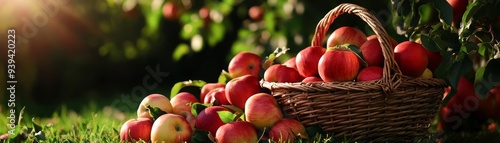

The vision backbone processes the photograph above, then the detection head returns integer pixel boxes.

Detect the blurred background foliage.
[1,0,410,116]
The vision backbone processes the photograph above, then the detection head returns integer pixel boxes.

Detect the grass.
[1,101,499,143]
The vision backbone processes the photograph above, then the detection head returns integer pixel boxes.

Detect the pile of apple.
[119,52,308,143]
[263,26,441,84]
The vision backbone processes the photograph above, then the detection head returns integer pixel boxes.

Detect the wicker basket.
[261,3,447,142]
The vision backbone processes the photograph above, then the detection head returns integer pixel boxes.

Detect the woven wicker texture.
[261,3,447,142]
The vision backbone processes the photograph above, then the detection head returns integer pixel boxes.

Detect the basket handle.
[311,3,402,93]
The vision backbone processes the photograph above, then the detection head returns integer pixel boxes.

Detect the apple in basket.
[318,45,360,82]
[327,26,367,48]
[264,64,303,83]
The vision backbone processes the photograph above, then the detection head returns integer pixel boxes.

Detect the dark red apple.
[204,87,230,105]
[425,49,443,72]
[283,56,297,70]
[195,106,230,135]
[394,41,428,77]
[200,83,226,103]
[295,46,325,77]
[225,75,262,110]
[356,66,383,82]
[327,26,367,48]
[318,47,361,82]
[228,52,262,78]
[301,76,323,83]
[264,64,303,83]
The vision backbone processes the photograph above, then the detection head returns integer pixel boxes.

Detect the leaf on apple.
[344,44,368,68]
[218,70,232,84]
[170,80,207,99]
[217,111,238,124]
[263,46,290,70]
[189,102,211,117]
[147,105,167,120]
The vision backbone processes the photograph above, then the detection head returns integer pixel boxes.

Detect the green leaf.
[190,103,211,117]
[432,0,453,26]
[173,44,190,62]
[447,53,473,94]
[264,12,276,33]
[208,22,226,47]
[190,129,212,143]
[477,43,491,57]
[217,111,237,124]
[31,118,43,133]
[418,3,434,24]
[170,80,207,99]
[461,1,482,27]
[218,70,232,84]
[345,44,368,68]
[420,34,440,51]
[306,125,326,139]
[263,47,290,70]
[434,50,453,79]
[147,105,167,121]
[475,59,500,99]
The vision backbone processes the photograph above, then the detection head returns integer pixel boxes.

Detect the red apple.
[475,86,500,118]
[302,76,323,83]
[295,46,326,77]
[264,64,303,83]
[249,6,264,22]
[360,38,395,67]
[228,52,262,78]
[195,106,230,135]
[327,26,367,48]
[204,87,230,105]
[366,35,398,48]
[318,47,361,82]
[151,114,192,143]
[283,56,297,70]
[225,75,262,110]
[425,49,443,72]
[269,118,308,143]
[394,41,428,77]
[356,66,383,82]
[171,92,199,115]
[162,2,179,20]
[137,94,173,119]
[178,111,197,133]
[200,83,226,102]
[120,118,153,142]
[216,121,258,143]
[245,93,283,130]
[447,0,468,26]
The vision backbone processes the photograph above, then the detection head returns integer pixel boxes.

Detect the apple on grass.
[225,75,262,110]
[215,121,258,143]
[137,94,173,119]
[120,118,153,143]
[269,118,309,143]
[200,83,226,102]
[295,46,325,77]
[170,92,199,115]
[204,87,230,105]
[151,114,192,143]
[318,46,360,82]
[245,93,283,130]
[327,26,367,48]
[264,64,303,83]
[394,41,428,77]
[195,106,230,135]
[228,52,262,78]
